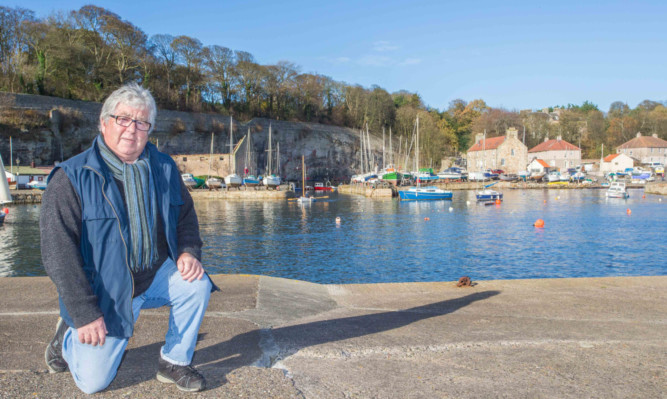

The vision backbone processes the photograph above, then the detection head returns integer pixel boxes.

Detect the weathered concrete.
[0,275,665,398]
[645,181,667,195]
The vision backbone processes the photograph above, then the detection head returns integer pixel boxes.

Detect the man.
[40,82,216,394]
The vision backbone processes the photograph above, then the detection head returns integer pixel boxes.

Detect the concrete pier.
[0,275,664,398]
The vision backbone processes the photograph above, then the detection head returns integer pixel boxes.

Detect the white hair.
[99,82,157,133]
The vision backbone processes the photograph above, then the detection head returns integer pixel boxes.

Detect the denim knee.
[73,369,116,394]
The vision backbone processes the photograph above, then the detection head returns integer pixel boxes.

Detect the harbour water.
[1,189,665,282]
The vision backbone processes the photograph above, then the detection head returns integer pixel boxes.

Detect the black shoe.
[156,358,206,392]
[45,317,69,373]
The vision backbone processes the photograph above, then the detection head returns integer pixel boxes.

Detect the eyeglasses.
[109,114,152,131]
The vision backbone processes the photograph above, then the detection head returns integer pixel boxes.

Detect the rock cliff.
[0,92,391,182]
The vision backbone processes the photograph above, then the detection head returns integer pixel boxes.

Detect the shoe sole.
[156,373,204,392]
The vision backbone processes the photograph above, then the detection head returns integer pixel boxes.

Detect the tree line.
[1,5,666,164]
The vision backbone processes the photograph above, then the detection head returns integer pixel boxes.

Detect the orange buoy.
[534,219,545,228]
[424,217,430,221]
[2,208,8,214]
[642,194,645,199]
[495,199,501,205]
[626,208,631,215]
[543,200,547,204]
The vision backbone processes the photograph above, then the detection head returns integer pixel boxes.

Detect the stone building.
[466,127,528,173]
[528,136,581,171]
[171,153,231,177]
[616,132,667,165]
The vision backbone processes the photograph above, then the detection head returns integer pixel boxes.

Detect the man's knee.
[73,369,116,394]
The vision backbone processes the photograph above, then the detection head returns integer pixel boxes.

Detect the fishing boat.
[224,116,243,189]
[606,182,629,199]
[437,167,463,181]
[381,165,403,185]
[314,182,335,192]
[546,170,561,183]
[262,124,281,189]
[476,182,503,202]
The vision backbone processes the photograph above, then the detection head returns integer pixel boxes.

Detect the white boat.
[27,180,47,190]
[476,182,503,202]
[225,116,243,189]
[296,155,315,203]
[606,182,629,199]
[181,173,197,189]
[1,154,14,206]
[205,177,224,189]
[546,170,561,182]
[263,124,281,189]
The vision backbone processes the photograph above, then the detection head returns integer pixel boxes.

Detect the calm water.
[1,189,665,283]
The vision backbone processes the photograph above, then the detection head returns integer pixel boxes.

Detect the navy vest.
[50,137,183,337]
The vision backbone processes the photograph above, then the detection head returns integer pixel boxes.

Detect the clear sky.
[10,0,667,113]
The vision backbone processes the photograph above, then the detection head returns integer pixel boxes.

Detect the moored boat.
[606,182,629,199]
[399,186,453,200]
[205,177,224,189]
[314,182,335,192]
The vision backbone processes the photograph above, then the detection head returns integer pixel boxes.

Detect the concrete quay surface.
[0,275,664,398]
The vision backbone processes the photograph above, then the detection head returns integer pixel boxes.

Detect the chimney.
[506,127,518,139]
[636,132,642,138]
[475,133,484,144]
[556,135,561,141]
[544,136,549,142]
[652,133,658,138]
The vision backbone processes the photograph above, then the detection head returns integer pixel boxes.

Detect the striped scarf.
[97,137,158,272]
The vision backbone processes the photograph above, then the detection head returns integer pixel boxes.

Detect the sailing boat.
[398,116,452,200]
[1,153,12,224]
[262,123,281,189]
[297,155,314,203]
[242,128,260,189]
[475,130,503,202]
[224,116,242,189]
[205,132,223,189]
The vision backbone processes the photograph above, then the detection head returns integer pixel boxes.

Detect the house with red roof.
[466,127,527,173]
[528,136,581,171]
[616,132,667,166]
[527,158,551,176]
[600,153,634,174]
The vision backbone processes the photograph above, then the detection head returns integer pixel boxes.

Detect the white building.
[600,153,634,174]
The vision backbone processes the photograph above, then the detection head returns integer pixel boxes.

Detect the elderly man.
[40,83,216,394]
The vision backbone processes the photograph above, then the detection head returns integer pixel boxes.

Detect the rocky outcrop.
[0,92,388,182]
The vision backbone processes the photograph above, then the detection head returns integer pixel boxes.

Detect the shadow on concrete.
[112,290,500,391]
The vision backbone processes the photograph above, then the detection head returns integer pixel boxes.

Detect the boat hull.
[225,174,243,188]
[399,187,453,201]
[476,190,503,201]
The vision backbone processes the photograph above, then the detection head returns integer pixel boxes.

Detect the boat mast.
[382,126,385,170]
[366,124,372,174]
[276,142,280,176]
[267,123,273,175]
[301,155,306,196]
[359,128,364,175]
[228,116,234,175]
[415,116,419,172]
[389,127,393,167]
[207,132,214,180]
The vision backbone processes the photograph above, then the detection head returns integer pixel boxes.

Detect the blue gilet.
[49,137,184,338]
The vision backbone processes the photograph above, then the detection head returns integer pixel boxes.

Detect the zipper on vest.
[83,166,136,318]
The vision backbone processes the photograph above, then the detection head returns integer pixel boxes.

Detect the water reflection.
[2,189,666,282]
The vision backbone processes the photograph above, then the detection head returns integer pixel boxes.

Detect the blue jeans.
[61,258,212,394]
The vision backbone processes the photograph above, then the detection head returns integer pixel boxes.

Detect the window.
[501,158,505,166]
[183,157,187,161]
[511,149,515,156]
[200,157,205,161]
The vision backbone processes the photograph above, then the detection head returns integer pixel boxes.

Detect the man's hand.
[177,253,205,282]
[78,316,108,346]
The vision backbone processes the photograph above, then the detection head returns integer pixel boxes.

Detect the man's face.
[100,103,150,163]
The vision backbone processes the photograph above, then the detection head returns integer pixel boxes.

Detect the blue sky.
[11,0,667,112]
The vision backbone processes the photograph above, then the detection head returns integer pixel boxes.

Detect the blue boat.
[399,186,453,200]
[476,182,503,202]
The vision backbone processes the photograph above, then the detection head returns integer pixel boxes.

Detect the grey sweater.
[40,168,203,328]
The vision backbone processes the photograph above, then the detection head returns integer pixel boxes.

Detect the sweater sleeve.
[176,177,203,261]
[40,169,104,328]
